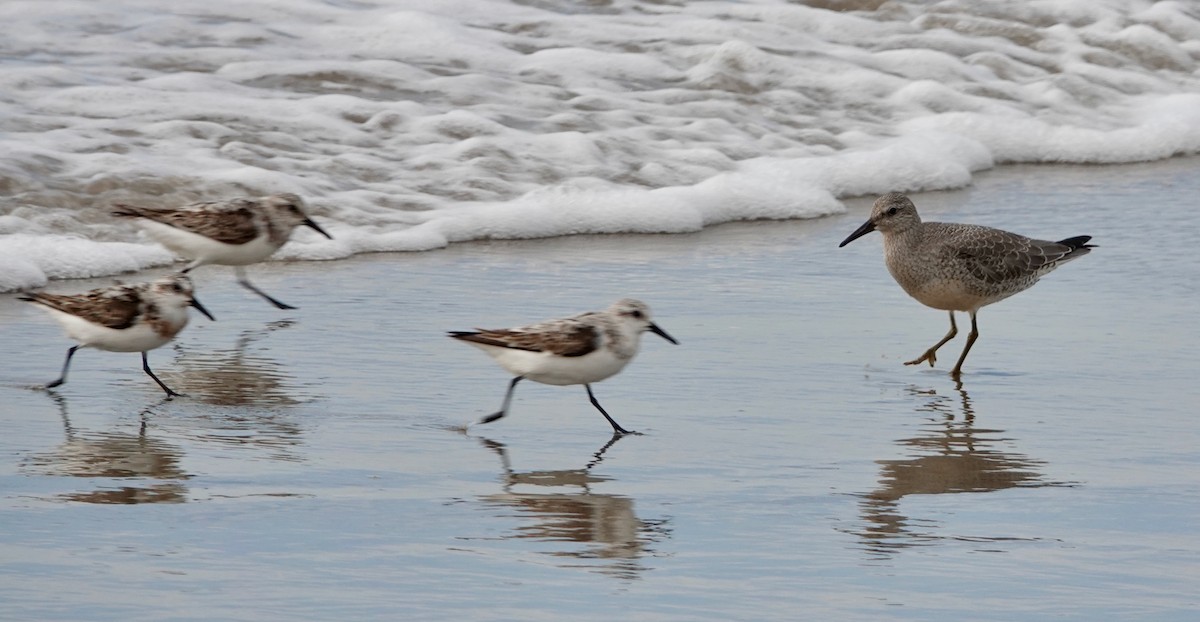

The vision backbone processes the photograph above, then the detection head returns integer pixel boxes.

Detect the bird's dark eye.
[172,283,183,293]
[631,310,644,319]
[286,205,300,213]
[886,207,898,216]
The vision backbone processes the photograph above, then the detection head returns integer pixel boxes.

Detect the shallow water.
[1,158,1198,620]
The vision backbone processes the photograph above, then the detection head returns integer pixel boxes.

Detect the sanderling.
[21,274,216,398]
[839,192,1094,377]
[112,193,333,310]
[450,299,678,435]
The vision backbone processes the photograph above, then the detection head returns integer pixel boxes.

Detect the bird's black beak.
[304,218,334,240]
[649,322,679,345]
[190,297,216,321]
[839,219,876,247]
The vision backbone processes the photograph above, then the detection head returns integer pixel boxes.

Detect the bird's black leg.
[46,345,81,389]
[585,384,638,435]
[235,266,297,310]
[478,376,523,425]
[951,310,980,378]
[142,352,182,399]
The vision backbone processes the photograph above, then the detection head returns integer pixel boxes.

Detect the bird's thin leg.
[46,345,82,389]
[905,311,958,368]
[142,352,183,399]
[585,384,638,435]
[235,266,297,310]
[950,311,980,378]
[478,376,523,425]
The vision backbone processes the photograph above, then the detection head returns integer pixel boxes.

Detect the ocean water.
[2,0,1200,291]
[1,156,1198,621]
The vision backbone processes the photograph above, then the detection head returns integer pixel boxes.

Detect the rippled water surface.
[1,159,1198,620]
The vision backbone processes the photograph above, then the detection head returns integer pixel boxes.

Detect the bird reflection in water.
[158,320,308,462]
[166,320,303,406]
[21,394,189,504]
[470,434,671,580]
[855,384,1072,557]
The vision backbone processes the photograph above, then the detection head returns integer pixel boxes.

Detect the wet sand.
[1,157,1198,621]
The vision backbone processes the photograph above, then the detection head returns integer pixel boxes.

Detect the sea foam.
[1,0,1198,291]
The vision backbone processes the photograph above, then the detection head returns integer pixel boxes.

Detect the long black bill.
[304,218,334,240]
[649,322,679,345]
[190,297,216,321]
[838,219,877,247]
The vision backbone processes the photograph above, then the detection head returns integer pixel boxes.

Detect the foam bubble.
[0,234,176,291]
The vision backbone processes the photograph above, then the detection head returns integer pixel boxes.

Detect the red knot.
[839,192,1095,377]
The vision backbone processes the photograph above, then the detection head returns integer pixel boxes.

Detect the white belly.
[475,344,631,386]
[138,220,279,266]
[49,311,178,353]
[44,307,187,353]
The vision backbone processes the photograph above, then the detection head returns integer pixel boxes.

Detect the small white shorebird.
[112,193,333,310]
[839,192,1094,377]
[450,299,678,435]
[20,274,216,398]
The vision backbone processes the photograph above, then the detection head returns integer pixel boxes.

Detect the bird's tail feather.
[1057,235,1095,250]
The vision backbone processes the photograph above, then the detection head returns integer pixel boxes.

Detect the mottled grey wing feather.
[21,288,142,330]
[453,322,599,357]
[948,226,1080,285]
[113,201,260,245]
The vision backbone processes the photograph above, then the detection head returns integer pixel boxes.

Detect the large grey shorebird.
[839,192,1095,377]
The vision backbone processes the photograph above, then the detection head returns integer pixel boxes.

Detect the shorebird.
[21,274,216,398]
[450,299,678,435]
[839,192,1094,377]
[112,193,332,310]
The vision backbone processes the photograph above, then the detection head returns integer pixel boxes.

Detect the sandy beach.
[1,156,1198,620]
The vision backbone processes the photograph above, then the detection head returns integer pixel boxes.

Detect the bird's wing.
[113,201,260,244]
[951,227,1081,284]
[452,321,599,357]
[21,287,142,330]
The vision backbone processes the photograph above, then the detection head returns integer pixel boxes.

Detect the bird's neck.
[604,324,640,360]
[263,214,293,247]
[882,225,922,257]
